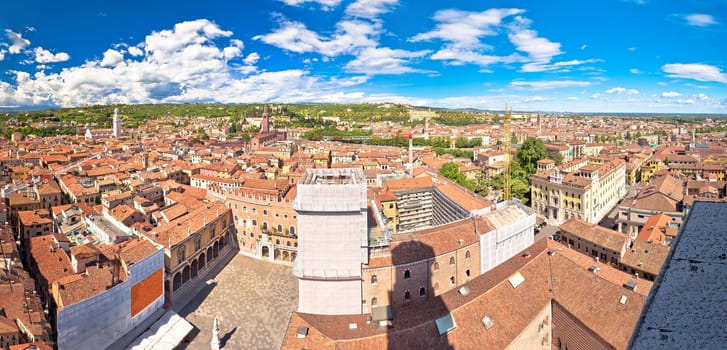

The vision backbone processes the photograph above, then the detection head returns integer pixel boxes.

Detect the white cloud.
[0,19,416,108]
[677,98,695,104]
[345,0,398,19]
[661,91,681,98]
[684,13,718,27]
[591,93,600,99]
[243,52,260,65]
[507,16,563,72]
[100,49,124,67]
[344,47,429,75]
[411,8,524,50]
[566,97,578,101]
[128,46,144,56]
[662,63,727,83]
[695,93,709,101]
[5,29,30,54]
[510,80,592,90]
[523,96,546,103]
[630,68,641,74]
[580,44,588,50]
[25,26,37,32]
[34,47,70,63]
[280,0,341,9]
[606,87,639,95]
[254,19,379,56]
[0,49,5,61]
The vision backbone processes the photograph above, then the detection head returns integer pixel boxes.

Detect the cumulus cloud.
[630,68,642,74]
[695,93,709,101]
[684,13,718,27]
[128,46,144,56]
[0,19,413,108]
[243,52,260,65]
[0,49,5,61]
[662,63,727,83]
[34,47,70,63]
[661,91,681,98]
[100,49,124,67]
[510,80,592,90]
[5,29,30,54]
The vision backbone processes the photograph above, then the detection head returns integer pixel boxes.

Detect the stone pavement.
[176,254,298,350]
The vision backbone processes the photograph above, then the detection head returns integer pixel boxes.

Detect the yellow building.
[530,157,626,226]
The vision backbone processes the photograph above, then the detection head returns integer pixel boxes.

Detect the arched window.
[433,262,439,271]
[404,291,411,302]
[252,219,257,226]
[277,224,283,232]
[449,276,455,285]
[275,239,280,245]
[465,250,471,260]
[466,269,471,278]
[243,206,247,212]
[449,256,455,265]
[371,274,378,284]
[194,236,201,251]
[404,269,411,279]
[371,297,378,306]
[419,287,426,297]
[263,209,268,216]
[289,226,296,236]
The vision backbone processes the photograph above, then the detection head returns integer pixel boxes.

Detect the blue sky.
[1,0,726,112]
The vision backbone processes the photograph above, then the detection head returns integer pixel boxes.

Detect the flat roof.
[630,201,727,349]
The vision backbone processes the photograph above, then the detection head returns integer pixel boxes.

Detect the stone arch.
[191,259,198,279]
[213,241,219,258]
[283,251,290,261]
[182,265,191,284]
[291,252,296,262]
[207,247,213,263]
[262,245,270,258]
[173,273,182,291]
[199,253,206,270]
[275,249,282,260]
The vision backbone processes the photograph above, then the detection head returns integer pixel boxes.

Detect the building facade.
[293,168,369,315]
[531,158,626,226]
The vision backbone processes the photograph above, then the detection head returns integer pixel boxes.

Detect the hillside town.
[1,105,726,349]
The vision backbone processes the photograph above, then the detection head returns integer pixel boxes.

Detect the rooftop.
[630,201,727,349]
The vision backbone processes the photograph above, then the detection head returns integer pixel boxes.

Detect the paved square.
[177,254,298,350]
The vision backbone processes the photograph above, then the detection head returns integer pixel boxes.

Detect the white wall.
[298,279,362,315]
[56,248,165,350]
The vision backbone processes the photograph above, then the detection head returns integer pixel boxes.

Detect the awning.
[127,309,193,350]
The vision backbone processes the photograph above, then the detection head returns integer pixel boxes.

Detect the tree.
[440,162,475,191]
[516,137,547,177]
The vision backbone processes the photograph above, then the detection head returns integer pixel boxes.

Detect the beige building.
[531,157,626,226]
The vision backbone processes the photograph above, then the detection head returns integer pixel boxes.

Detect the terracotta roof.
[560,218,628,252]
[636,213,672,244]
[283,239,647,350]
[29,235,74,286]
[619,241,670,277]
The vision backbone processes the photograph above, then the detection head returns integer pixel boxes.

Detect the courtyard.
[176,254,298,350]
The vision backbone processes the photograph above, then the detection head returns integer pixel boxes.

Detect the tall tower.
[261,105,270,133]
[112,107,121,138]
[293,168,369,315]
